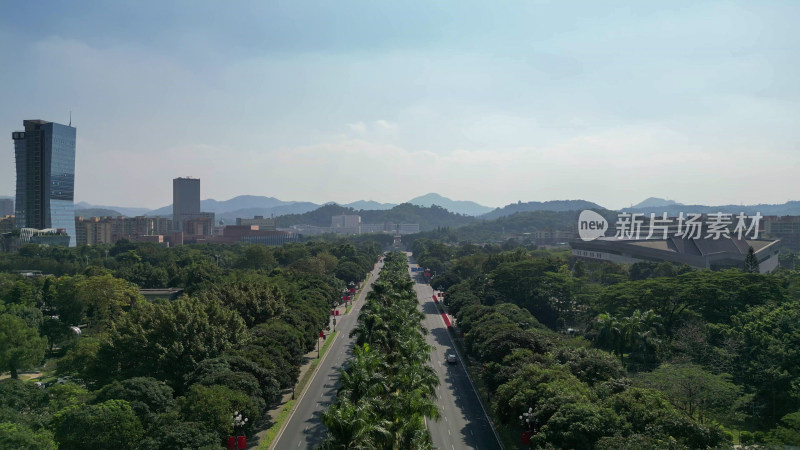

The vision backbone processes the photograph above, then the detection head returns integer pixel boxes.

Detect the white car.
[446,353,457,364]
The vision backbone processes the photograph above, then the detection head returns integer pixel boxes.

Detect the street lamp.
[519,407,536,447]
[227,411,248,450]
[232,411,248,431]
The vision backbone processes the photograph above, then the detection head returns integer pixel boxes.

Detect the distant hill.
[75,208,124,217]
[217,202,321,224]
[74,202,150,217]
[408,193,493,216]
[147,195,299,216]
[630,197,679,209]
[481,199,606,220]
[622,201,800,216]
[275,203,474,231]
[342,200,396,210]
[406,208,619,244]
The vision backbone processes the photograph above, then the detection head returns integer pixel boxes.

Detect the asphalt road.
[409,259,503,450]
[272,261,383,450]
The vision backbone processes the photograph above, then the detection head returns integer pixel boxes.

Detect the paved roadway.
[272,260,383,450]
[409,257,503,450]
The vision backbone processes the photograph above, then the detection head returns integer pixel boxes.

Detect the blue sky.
[2,1,799,209]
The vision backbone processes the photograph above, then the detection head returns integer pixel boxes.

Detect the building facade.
[172,177,200,232]
[75,216,174,246]
[763,216,800,251]
[12,120,77,246]
[236,216,277,230]
[571,234,781,273]
[331,215,362,229]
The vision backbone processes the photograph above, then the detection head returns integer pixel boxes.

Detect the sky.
[1,1,799,211]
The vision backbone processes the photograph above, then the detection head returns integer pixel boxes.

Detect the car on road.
[446,352,457,364]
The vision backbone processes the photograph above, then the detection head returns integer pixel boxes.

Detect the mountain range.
[481,200,605,220]
[9,193,800,222]
[621,197,800,216]
[71,192,496,221]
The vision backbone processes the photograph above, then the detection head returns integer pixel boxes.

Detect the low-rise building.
[332,215,361,229]
[763,215,800,251]
[236,216,276,230]
[0,215,14,234]
[75,216,176,246]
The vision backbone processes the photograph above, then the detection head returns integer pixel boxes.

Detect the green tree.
[177,384,252,438]
[197,275,286,327]
[0,378,49,429]
[51,275,85,326]
[335,261,364,285]
[40,317,69,356]
[137,419,221,450]
[93,377,174,429]
[53,399,144,450]
[533,402,627,449]
[765,410,800,445]
[94,296,249,390]
[641,363,743,425]
[0,422,57,450]
[76,274,142,330]
[0,314,46,379]
[320,397,390,449]
[744,246,760,273]
[603,387,729,448]
[47,382,88,414]
[235,245,277,271]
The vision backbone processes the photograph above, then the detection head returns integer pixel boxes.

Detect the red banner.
[237,436,246,449]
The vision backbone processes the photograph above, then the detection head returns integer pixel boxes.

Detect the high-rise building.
[173,177,200,232]
[12,120,77,246]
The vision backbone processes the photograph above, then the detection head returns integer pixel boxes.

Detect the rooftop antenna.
[69,111,72,127]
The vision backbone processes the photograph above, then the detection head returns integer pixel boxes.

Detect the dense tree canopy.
[0,238,384,449]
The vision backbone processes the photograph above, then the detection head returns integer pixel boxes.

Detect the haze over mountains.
[621,197,800,216]
[14,193,800,222]
[71,193,496,222]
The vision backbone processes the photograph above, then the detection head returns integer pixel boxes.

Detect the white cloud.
[346,121,367,134]
[374,120,397,131]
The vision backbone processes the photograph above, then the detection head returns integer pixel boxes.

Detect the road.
[409,258,503,450]
[272,261,383,450]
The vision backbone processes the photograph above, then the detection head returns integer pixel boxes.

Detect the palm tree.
[322,252,440,448]
[338,344,388,403]
[320,397,390,449]
[593,313,625,362]
[622,309,663,368]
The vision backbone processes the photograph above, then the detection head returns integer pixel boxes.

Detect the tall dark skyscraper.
[173,177,201,232]
[12,120,77,246]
